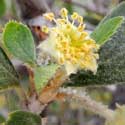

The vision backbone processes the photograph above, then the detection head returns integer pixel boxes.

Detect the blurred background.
[0,0,125,125]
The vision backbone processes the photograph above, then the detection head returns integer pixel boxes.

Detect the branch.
[26,65,37,97]
[58,87,115,121]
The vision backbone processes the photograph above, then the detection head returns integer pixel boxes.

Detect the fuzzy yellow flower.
[39,8,99,75]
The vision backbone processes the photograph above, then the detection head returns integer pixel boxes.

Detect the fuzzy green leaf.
[3,21,36,65]
[0,0,6,17]
[0,47,19,90]
[67,2,125,86]
[34,64,59,91]
[5,111,41,125]
[91,16,123,45]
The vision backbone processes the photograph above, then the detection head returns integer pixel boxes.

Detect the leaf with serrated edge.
[5,110,41,125]
[3,21,36,65]
[0,47,19,90]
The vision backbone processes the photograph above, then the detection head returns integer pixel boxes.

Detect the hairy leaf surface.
[0,48,19,90]
[3,21,36,65]
[5,111,41,125]
[91,16,123,45]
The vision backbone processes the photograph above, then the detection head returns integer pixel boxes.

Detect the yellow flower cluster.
[40,8,99,74]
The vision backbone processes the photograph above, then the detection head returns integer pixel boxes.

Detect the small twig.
[26,65,37,96]
[58,88,115,121]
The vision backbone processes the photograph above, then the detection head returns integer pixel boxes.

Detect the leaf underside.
[67,2,125,86]
[0,47,19,90]
[5,111,41,125]
[3,21,36,65]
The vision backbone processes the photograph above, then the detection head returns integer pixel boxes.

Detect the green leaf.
[91,16,123,45]
[0,114,5,123]
[6,90,21,111]
[5,111,41,125]
[66,3,125,86]
[3,21,36,65]
[0,47,19,90]
[34,64,59,91]
[0,0,6,17]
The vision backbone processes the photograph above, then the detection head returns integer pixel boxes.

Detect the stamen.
[60,8,68,18]
[78,16,83,24]
[42,25,49,33]
[80,32,88,39]
[78,24,86,32]
[43,12,55,21]
[71,12,79,20]
[57,19,66,25]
